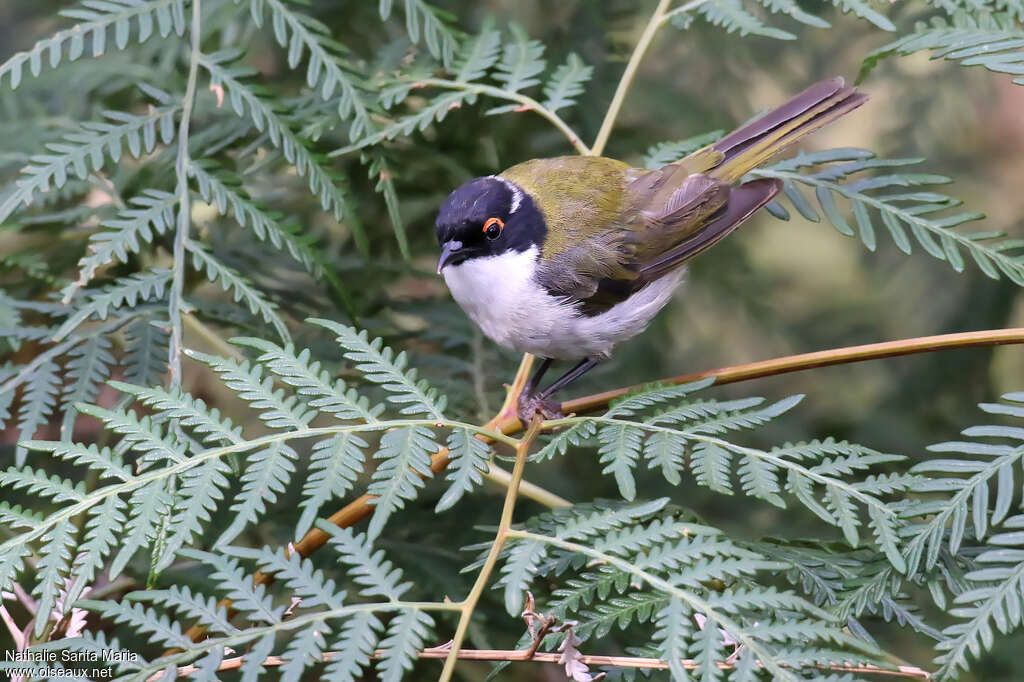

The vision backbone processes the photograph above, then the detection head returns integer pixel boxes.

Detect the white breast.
[442,246,686,360]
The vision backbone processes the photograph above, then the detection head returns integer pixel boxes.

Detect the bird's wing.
[527,78,865,314]
[534,173,781,314]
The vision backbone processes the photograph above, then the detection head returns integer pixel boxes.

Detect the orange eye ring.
[482,217,504,240]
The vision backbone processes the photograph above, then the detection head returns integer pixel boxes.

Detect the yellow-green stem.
[439,416,544,681]
[590,0,673,157]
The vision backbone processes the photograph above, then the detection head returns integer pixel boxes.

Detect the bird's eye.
[483,217,504,240]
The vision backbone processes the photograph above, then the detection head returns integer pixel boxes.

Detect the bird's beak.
[437,240,463,274]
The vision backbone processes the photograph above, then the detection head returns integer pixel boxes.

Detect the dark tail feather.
[710,77,868,182]
[638,178,782,280]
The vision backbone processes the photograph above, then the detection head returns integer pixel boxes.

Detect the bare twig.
[438,414,545,681]
[590,0,673,156]
[171,646,933,679]
[561,327,1024,416]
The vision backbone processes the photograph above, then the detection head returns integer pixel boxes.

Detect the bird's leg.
[516,357,554,420]
[517,358,599,421]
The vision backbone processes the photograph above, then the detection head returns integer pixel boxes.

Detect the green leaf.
[542,53,593,112]
[436,427,492,512]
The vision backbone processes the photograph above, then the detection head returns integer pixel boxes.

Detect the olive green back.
[500,156,633,260]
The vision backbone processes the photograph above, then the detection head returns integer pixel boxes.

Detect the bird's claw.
[517,393,563,422]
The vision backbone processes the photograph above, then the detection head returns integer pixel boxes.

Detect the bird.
[434,77,867,421]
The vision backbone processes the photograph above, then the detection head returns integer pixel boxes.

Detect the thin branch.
[385,78,590,155]
[174,646,932,679]
[590,0,673,156]
[167,0,202,387]
[487,461,572,508]
[182,312,245,362]
[561,327,1024,416]
[439,415,545,681]
[660,0,713,27]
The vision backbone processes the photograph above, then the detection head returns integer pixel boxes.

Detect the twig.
[425,78,588,154]
[167,0,202,386]
[487,461,572,508]
[438,414,545,681]
[171,646,932,679]
[659,0,712,27]
[561,327,1024,416]
[182,312,245,362]
[590,0,673,156]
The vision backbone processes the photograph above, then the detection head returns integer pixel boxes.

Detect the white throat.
[442,247,542,351]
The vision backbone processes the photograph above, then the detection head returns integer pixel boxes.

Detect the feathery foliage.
[3,0,1023,679]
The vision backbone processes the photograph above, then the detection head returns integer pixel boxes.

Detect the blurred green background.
[2,0,1023,678]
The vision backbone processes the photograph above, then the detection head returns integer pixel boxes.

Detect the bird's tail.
[709,77,868,183]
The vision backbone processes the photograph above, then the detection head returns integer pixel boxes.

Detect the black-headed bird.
[435,78,867,420]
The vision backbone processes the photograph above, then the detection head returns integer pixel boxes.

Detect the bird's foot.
[517,392,563,422]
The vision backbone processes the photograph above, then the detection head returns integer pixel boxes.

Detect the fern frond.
[311,318,447,418]
[185,350,314,429]
[0,0,186,88]
[904,392,1024,575]
[694,0,797,40]
[452,23,501,82]
[219,441,299,547]
[14,359,61,466]
[828,0,896,30]
[490,25,547,101]
[755,0,832,28]
[0,105,179,224]
[65,495,128,605]
[751,148,1024,285]
[64,189,177,300]
[22,436,132,481]
[32,519,77,636]
[280,626,327,682]
[375,607,435,682]
[185,244,291,341]
[860,11,1024,85]
[228,545,345,610]
[189,163,320,275]
[379,0,459,66]
[435,427,492,512]
[505,503,880,681]
[109,381,243,444]
[319,524,411,599]
[324,611,382,682]
[542,53,593,112]
[935,514,1024,677]
[109,481,173,578]
[558,395,907,563]
[123,315,170,388]
[297,434,368,538]
[200,50,353,224]
[500,500,671,614]
[59,336,115,439]
[247,0,377,140]
[643,131,725,169]
[53,269,172,342]
[181,549,283,623]
[156,460,233,571]
[334,89,478,155]
[366,425,437,538]
[230,336,381,422]
[79,599,195,650]
[365,151,408,257]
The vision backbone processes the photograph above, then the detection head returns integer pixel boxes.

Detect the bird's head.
[435,176,546,273]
